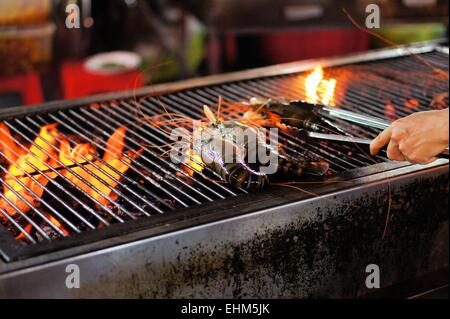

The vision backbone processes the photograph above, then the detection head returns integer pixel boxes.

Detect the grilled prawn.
[186,105,329,190]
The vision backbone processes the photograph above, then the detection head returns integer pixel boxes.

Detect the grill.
[0,43,448,298]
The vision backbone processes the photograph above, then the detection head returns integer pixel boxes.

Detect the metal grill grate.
[0,49,448,246]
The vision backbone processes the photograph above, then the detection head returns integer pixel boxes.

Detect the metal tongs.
[308,107,450,159]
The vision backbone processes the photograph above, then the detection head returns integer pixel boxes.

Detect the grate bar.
[15,117,132,222]
[327,69,437,116]
[127,98,248,194]
[35,116,169,213]
[7,119,125,223]
[0,128,96,231]
[26,115,142,219]
[86,104,214,203]
[0,189,50,240]
[0,48,447,247]
[31,115,155,216]
[205,84,362,170]
[60,110,193,208]
[120,100,241,196]
[55,111,187,213]
[0,140,106,234]
[153,91,342,172]
[143,93,335,173]
[177,89,348,171]
[230,79,386,163]
[78,106,207,204]
[0,205,36,243]
[49,111,177,210]
[0,165,83,235]
[0,129,104,237]
[240,77,386,163]
[102,102,227,200]
[0,171,69,238]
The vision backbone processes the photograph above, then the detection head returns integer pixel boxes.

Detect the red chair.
[61,61,145,99]
[0,73,44,105]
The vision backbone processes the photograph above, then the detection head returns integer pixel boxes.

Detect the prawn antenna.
[203,105,217,123]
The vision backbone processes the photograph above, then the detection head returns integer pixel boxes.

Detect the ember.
[404,99,420,110]
[384,100,397,121]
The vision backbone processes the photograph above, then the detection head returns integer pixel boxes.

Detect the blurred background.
[0,0,448,109]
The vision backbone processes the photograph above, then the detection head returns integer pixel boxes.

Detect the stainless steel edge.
[0,162,447,298]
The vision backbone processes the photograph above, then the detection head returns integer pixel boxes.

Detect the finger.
[370,127,392,155]
[399,138,444,164]
[386,141,406,161]
[406,156,438,165]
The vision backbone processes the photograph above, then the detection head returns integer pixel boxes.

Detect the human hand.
[370,109,449,164]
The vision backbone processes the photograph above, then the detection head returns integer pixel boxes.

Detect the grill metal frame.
[0,41,448,265]
[0,163,447,298]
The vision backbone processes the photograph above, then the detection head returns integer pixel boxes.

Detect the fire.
[15,224,32,240]
[182,150,203,176]
[305,66,337,106]
[0,124,60,216]
[59,126,132,205]
[47,212,69,234]
[0,123,132,239]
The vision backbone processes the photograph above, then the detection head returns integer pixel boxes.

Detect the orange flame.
[59,126,132,205]
[15,224,32,240]
[1,124,60,216]
[44,212,70,236]
[1,123,132,238]
[305,66,337,106]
